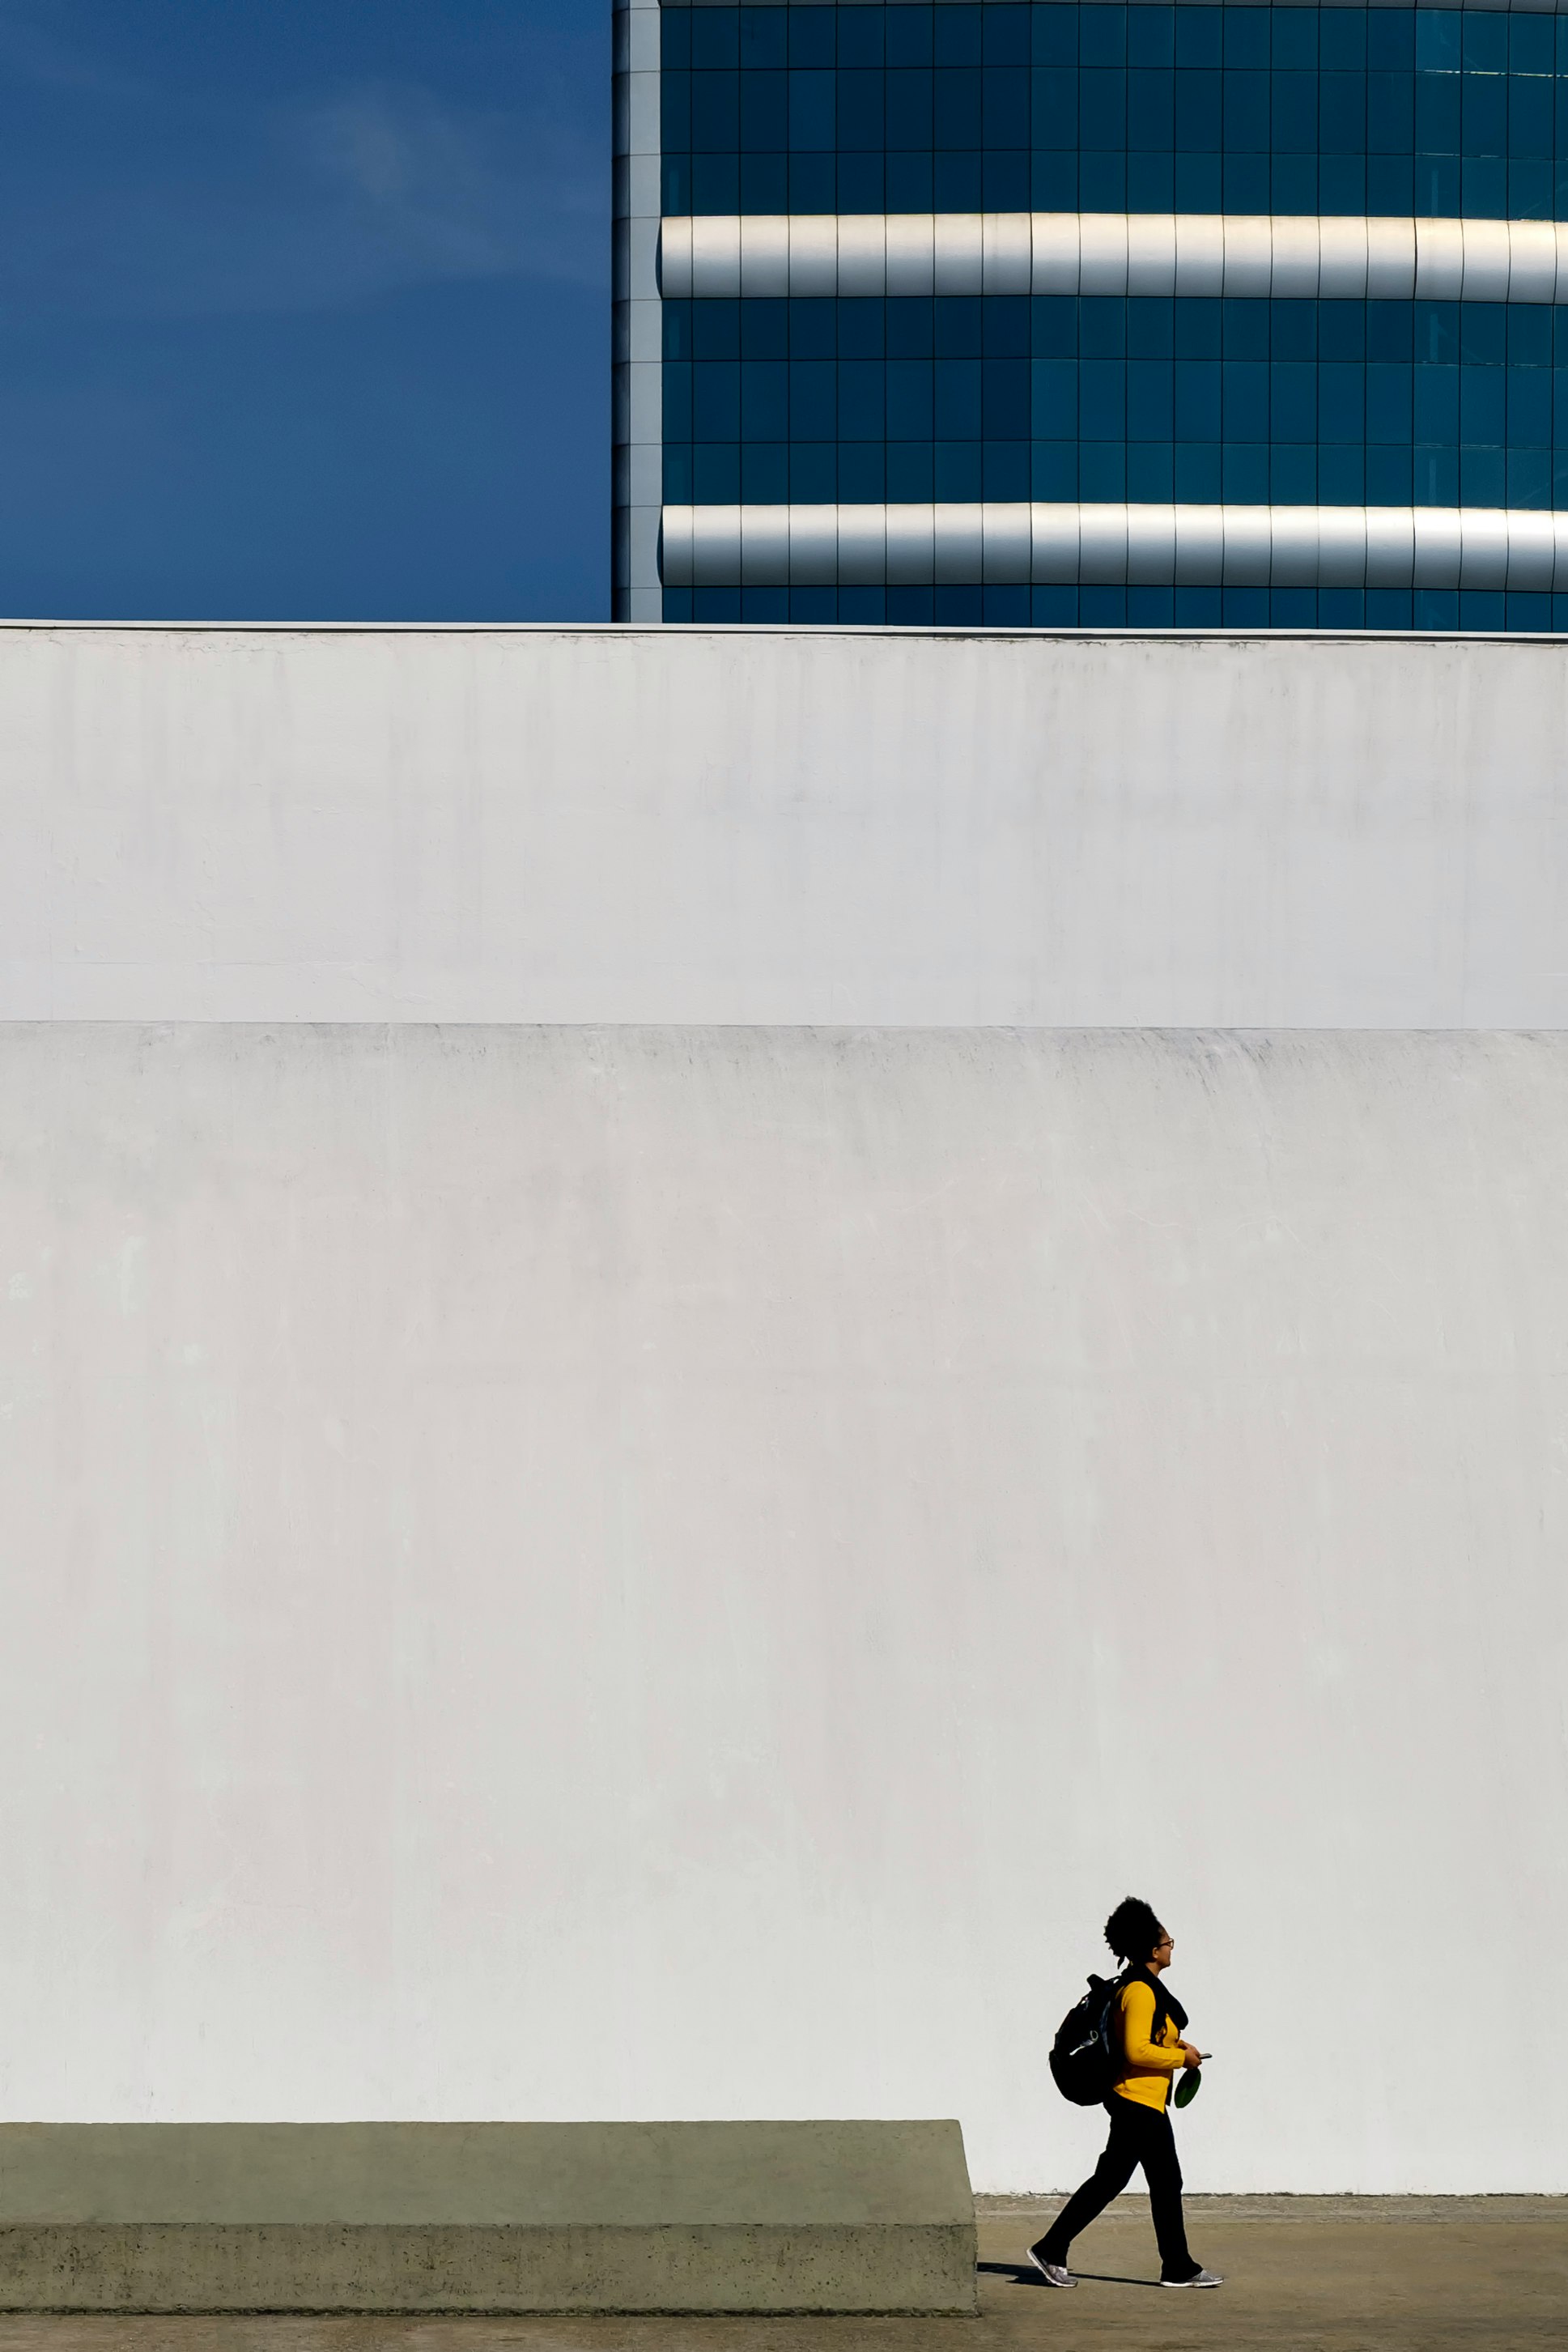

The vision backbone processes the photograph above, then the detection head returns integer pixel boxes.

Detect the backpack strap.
[1121,1963,1175,2049]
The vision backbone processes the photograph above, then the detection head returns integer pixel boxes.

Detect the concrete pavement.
[0,2197,1560,2350]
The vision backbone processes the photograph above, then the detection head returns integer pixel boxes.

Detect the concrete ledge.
[0,2123,978,2314]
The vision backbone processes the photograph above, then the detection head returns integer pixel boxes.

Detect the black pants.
[1033,2095,1197,2282]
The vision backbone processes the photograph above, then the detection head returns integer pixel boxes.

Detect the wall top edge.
[2,1027,1562,1049]
[1,618,1565,640]
[0,1023,1560,1042]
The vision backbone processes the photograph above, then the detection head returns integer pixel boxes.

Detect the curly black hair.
[1104,1896,1166,1966]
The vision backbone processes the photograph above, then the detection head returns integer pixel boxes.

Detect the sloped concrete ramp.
[0,2121,977,2314]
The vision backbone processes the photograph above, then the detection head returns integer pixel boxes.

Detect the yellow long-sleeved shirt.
[1111,1978,1188,2113]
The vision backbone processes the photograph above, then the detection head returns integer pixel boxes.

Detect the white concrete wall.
[2,1022,1564,2192]
[4,623,1568,1027]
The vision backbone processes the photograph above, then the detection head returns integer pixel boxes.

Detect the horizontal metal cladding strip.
[658,2,1568,14]
[661,215,1568,304]
[661,504,1568,590]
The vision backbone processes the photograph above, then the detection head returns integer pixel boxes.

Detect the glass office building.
[613,1,1568,627]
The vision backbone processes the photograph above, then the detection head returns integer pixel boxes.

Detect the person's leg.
[1137,2108,1198,2282]
[1030,2101,1142,2266]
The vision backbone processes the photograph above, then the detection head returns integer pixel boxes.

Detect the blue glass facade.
[661,4,1568,223]
[622,3,1568,628]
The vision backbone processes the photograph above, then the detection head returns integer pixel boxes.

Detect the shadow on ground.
[978,2261,1159,2290]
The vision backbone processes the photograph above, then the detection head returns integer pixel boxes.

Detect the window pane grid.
[664,297,1567,516]
[662,5,1568,223]
[652,8,1568,630]
[663,584,1564,636]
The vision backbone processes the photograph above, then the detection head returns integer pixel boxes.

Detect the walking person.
[1029,1898,1222,2290]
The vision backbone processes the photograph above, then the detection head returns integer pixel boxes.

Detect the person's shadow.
[977,2261,1160,2290]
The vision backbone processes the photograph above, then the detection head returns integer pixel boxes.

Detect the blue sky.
[0,0,606,619]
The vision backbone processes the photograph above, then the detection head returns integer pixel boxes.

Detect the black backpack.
[1049,1970,1126,2105]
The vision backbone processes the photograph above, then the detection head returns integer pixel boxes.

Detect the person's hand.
[1180,2044,1203,2071]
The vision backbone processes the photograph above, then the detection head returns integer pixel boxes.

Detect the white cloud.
[287,80,603,292]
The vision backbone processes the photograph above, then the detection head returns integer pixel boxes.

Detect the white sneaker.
[1026,2251,1076,2288]
[1161,2269,1223,2288]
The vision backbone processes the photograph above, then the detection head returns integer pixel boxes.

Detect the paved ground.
[0,2197,1561,2352]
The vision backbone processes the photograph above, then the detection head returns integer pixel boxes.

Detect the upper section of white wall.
[3,622,1567,1027]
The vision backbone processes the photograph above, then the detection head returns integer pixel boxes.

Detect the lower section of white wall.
[1,1024,1562,2191]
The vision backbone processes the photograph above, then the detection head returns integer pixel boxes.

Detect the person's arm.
[1120,1983,1187,2074]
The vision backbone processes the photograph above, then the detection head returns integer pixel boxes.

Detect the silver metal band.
[660,2,1568,12]
[662,502,1568,589]
[661,213,1568,305]
[658,2,1568,12]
